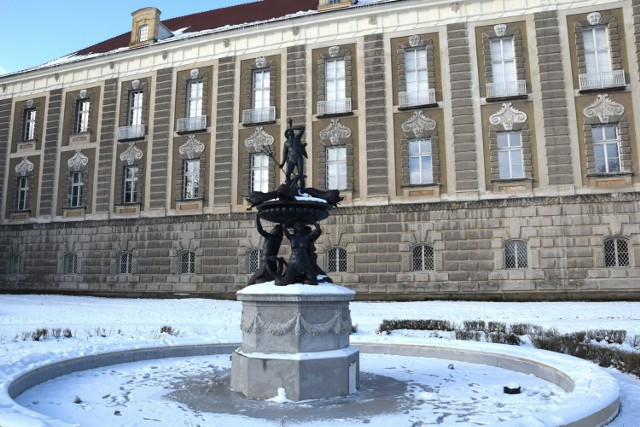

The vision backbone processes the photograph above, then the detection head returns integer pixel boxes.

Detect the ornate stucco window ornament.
[401,111,436,138]
[328,46,340,58]
[26,99,34,108]
[131,79,140,90]
[320,119,352,146]
[494,24,507,37]
[190,68,200,80]
[583,94,624,124]
[179,135,205,159]
[489,103,527,131]
[587,12,602,26]
[15,157,34,177]
[408,34,422,47]
[120,142,144,165]
[244,127,275,153]
[79,90,88,99]
[68,150,89,171]
[255,56,266,69]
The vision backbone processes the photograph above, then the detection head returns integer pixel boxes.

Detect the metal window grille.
[64,253,78,274]
[119,252,132,274]
[327,247,347,273]
[247,249,262,274]
[9,254,23,275]
[504,240,527,269]
[412,245,434,271]
[179,251,196,274]
[604,238,629,267]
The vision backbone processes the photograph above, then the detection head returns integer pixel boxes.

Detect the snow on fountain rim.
[238,281,355,297]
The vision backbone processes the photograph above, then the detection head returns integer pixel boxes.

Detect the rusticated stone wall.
[3,193,640,301]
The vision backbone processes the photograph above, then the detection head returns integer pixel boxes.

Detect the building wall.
[1,0,640,299]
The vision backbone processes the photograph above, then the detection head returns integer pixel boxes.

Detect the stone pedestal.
[230,282,359,401]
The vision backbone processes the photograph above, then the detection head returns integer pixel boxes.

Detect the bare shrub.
[31,328,49,341]
[509,323,534,336]
[160,325,179,336]
[454,330,483,341]
[462,320,486,331]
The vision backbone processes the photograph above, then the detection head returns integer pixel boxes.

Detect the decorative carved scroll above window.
[119,142,144,165]
[489,102,527,131]
[320,119,352,146]
[178,135,205,159]
[67,149,89,171]
[583,94,625,124]
[244,127,275,153]
[401,111,437,138]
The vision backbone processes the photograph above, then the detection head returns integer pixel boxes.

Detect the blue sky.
[1,0,253,75]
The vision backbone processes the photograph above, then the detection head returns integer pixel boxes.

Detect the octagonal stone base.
[230,282,360,401]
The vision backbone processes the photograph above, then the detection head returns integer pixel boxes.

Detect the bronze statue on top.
[246,119,343,286]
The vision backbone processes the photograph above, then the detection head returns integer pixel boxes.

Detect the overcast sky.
[1,0,253,75]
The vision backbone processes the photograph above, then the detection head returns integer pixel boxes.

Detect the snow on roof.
[1,0,400,77]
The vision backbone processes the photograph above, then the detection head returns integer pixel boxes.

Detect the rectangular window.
[128,91,144,126]
[138,24,149,42]
[76,99,90,133]
[592,124,620,173]
[497,131,524,179]
[187,80,203,118]
[251,153,269,193]
[23,109,37,141]
[179,251,196,274]
[182,159,200,199]
[69,172,83,207]
[325,58,346,114]
[326,146,347,190]
[584,26,611,75]
[405,49,428,105]
[123,166,139,204]
[253,70,270,110]
[409,139,433,185]
[119,252,133,274]
[490,37,517,96]
[16,176,29,211]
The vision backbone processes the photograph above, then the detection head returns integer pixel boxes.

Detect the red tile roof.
[75,0,319,56]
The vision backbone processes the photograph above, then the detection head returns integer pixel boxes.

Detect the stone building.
[2,0,640,300]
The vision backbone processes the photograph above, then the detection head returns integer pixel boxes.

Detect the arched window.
[63,253,78,274]
[118,252,133,274]
[178,251,196,274]
[412,244,434,271]
[326,247,347,273]
[247,249,262,274]
[504,240,527,269]
[604,237,629,267]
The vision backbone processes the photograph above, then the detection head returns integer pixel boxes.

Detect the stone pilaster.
[213,56,235,206]
[149,67,173,210]
[633,0,640,82]
[534,11,574,187]
[286,45,307,125]
[39,89,62,217]
[363,34,389,196]
[95,78,118,213]
[0,98,11,216]
[447,23,478,192]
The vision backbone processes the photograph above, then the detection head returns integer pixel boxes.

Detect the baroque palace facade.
[2,0,640,300]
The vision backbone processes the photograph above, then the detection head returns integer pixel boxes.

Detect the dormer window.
[138,25,149,42]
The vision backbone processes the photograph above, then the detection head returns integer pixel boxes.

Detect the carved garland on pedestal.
[241,311,351,336]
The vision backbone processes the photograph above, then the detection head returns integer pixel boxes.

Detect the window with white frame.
[68,171,84,208]
[16,176,29,211]
[592,124,620,173]
[326,146,347,190]
[128,91,144,126]
[409,139,433,185]
[63,253,78,274]
[122,166,139,204]
[412,244,434,271]
[179,251,196,274]
[325,58,347,114]
[247,249,262,274]
[182,159,200,199]
[253,70,271,120]
[490,37,517,97]
[497,131,524,179]
[187,80,203,118]
[504,240,527,269]
[584,26,612,77]
[138,24,149,42]
[404,48,429,106]
[119,252,133,274]
[604,237,629,267]
[326,247,347,273]
[250,153,269,193]
[23,109,36,141]
[75,99,90,133]
[9,254,24,275]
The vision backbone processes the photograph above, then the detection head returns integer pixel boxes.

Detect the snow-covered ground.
[1,294,639,426]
